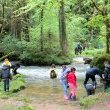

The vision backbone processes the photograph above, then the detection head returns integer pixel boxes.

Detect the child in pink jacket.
[66,67,77,101]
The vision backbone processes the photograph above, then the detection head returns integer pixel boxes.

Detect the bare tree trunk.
[48,30,52,49]
[40,5,44,51]
[0,3,5,37]
[23,14,30,42]
[15,19,21,40]
[105,18,110,53]
[59,0,68,55]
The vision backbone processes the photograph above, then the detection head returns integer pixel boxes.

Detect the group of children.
[49,61,110,101]
[49,64,77,101]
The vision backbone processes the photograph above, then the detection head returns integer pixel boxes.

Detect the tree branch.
[91,0,103,14]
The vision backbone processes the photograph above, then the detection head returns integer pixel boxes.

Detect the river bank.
[0,78,110,110]
[0,57,110,110]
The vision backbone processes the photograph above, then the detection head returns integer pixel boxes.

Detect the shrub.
[21,51,73,66]
[83,48,105,56]
[91,54,110,71]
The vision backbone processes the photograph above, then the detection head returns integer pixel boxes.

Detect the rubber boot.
[71,96,76,101]
[68,93,72,100]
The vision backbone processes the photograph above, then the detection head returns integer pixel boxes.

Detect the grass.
[82,48,105,56]
[17,104,34,110]
[0,75,110,110]
[0,74,25,99]
[80,95,99,109]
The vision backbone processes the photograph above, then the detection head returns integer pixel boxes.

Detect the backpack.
[50,69,57,79]
[1,65,11,79]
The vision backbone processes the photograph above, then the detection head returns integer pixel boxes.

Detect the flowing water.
[18,57,89,83]
[0,57,90,83]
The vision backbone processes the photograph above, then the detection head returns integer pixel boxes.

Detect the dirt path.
[90,102,110,110]
[17,82,82,110]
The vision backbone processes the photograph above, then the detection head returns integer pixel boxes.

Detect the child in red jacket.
[66,67,77,101]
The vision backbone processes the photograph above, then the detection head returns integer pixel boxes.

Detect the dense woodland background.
[0,0,110,65]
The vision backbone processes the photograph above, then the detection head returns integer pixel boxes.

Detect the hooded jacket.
[66,71,77,87]
[0,65,12,79]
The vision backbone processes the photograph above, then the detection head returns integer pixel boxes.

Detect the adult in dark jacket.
[0,65,12,92]
[84,66,103,89]
[104,61,110,91]
[11,62,20,75]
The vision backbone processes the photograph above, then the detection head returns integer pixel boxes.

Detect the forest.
[0,1,110,110]
[0,0,110,65]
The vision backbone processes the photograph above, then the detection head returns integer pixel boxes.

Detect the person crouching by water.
[49,64,57,87]
[60,65,69,100]
[84,66,103,89]
[66,67,77,101]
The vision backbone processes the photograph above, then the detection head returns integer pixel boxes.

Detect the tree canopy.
[0,0,110,65]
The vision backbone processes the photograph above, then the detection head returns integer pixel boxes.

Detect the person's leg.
[52,79,56,87]
[84,74,89,86]
[108,82,110,88]
[91,75,96,87]
[61,81,68,99]
[6,79,9,92]
[68,83,76,100]
[3,80,6,91]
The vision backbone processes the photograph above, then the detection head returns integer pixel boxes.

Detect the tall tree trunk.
[59,0,68,55]
[22,0,30,42]
[23,14,30,42]
[15,19,21,40]
[40,5,44,51]
[0,3,5,36]
[48,30,52,49]
[105,18,110,53]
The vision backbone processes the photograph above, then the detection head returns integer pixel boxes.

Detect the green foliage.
[87,15,104,28]
[80,95,99,109]
[83,48,105,56]
[106,88,110,93]
[0,0,109,64]
[11,74,25,93]
[91,54,110,70]
[21,51,72,65]
[0,35,19,53]
[67,15,89,44]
